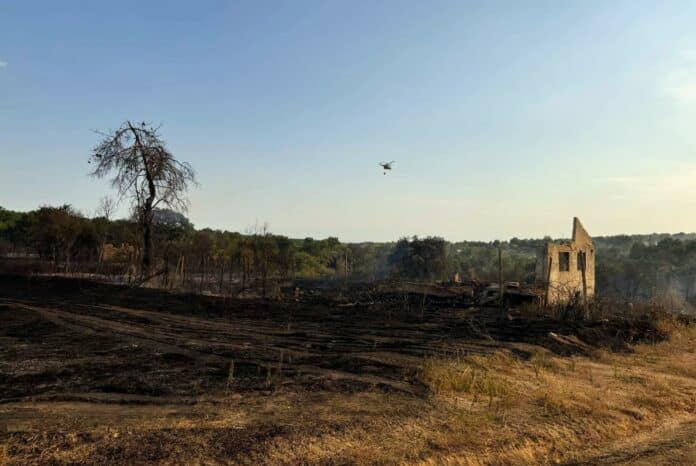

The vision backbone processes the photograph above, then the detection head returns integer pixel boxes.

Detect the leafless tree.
[94,196,116,271]
[89,121,196,279]
[96,196,116,220]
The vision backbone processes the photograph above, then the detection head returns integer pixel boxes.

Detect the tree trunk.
[261,256,267,298]
[134,123,157,281]
[228,258,234,295]
[97,239,105,274]
[219,259,225,294]
[163,251,170,288]
[65,247,71,275]
[181,255,186,289]
[242,258,247,291]
[201,258,206,293]
[141,205,153,279]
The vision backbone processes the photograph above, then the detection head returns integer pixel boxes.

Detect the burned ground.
[0,274,669,403]
[1,275,693,465]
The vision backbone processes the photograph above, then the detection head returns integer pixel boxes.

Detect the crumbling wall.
[536,218,595,305]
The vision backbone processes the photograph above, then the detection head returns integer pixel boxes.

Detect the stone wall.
[535,218,595,305]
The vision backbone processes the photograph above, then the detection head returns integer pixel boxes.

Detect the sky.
[2,1,696,242]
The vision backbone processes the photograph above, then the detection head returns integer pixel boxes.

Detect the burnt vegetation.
[3,200,696,311]
[1,122,695,465]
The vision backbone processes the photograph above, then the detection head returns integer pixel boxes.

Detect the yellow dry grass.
[2,320,695,465]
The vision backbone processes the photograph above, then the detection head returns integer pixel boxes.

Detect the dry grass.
[2,321,695,465]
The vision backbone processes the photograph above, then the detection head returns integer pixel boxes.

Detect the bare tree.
[96,196,116,220]
[89,121,196,279]
[94,196,116,272]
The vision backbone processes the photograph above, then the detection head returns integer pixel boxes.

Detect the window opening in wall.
[559,252,570,272]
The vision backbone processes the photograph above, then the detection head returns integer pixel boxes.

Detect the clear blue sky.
[2,1,696,241]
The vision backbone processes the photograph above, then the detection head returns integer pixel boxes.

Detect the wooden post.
[344,248,348,290]
[498,247,504,311]
[544,255,552,310]
[580,251,588,319]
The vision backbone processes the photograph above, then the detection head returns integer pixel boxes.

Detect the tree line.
[0,204,394,294]
[3,202,696,302]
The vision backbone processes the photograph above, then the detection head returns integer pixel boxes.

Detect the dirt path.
[566,418,696,465]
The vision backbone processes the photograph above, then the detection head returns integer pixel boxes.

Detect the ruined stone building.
[535,218,595,306]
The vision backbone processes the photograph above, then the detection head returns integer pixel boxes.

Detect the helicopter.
[379,161,395,174]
